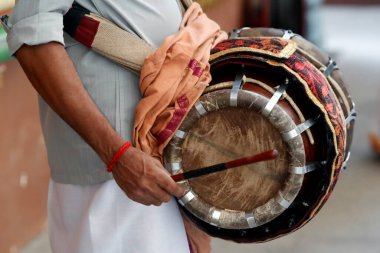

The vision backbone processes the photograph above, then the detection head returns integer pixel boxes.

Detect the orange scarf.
[133,2,227,161]
[133,3,227,252]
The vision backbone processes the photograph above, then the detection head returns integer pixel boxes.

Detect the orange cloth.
[183,215,212,253]
[133,3,227,253]
[133,2,227,160]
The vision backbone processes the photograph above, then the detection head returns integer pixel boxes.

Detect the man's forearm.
[15,42,124,164]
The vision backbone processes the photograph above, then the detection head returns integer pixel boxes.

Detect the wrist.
[106,141,132,172]
[94,131,125,164]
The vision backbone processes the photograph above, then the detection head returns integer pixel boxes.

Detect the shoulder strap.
[63,3,157,73]
[63,1,193,73]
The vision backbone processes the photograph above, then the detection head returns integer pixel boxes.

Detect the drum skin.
[164,28,355,243]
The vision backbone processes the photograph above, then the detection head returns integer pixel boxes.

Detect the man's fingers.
[133,181,173,205]
[152,161,184,197]
[172,185,185,198]
[146,184,172,204]
[113,150,185,205]
[156,172,184,198]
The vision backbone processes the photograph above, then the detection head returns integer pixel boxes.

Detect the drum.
[164,28,356,243]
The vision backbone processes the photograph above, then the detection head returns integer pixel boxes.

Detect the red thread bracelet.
[106,141,132,172]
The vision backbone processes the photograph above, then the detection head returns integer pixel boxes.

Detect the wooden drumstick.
[171,149,279,182]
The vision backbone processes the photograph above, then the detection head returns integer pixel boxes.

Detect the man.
[7,0,190,252]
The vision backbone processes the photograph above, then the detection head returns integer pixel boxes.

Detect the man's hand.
[112,147,184,206]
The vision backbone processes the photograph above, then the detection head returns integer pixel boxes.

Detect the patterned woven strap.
[64,2,188,73]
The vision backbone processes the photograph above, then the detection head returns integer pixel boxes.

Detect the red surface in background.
[0,60,50,253]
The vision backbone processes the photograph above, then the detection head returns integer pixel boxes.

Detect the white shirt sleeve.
[6,0,75,55]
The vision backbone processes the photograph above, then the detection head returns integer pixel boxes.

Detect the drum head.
[175,87,306,228]
[183,106,290,212]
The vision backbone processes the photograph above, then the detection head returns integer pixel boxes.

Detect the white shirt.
[7,0,183,184]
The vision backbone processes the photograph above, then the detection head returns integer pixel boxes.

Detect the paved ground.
[20,5,380,253]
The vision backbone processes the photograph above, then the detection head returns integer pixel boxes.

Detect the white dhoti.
[48,179,190,253]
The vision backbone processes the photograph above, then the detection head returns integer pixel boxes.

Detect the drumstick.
[171,149,278,182]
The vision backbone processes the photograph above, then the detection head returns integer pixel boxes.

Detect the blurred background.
[1,0,380,252]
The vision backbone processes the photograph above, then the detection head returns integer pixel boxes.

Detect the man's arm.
[16,42,183,205]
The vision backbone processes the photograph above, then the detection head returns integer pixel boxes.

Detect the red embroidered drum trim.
[256,56,345,235]
[273,56,346,228]
[74,15,100,48]
[210,38,297,61]
[260,57,344,164]
[157,95,190,144]
[284,54,345,170]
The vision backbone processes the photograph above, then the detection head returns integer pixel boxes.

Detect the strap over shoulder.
[62,1,194,73]
[63,2,156,73]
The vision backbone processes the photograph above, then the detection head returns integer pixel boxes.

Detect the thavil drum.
[164,28,356,243]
